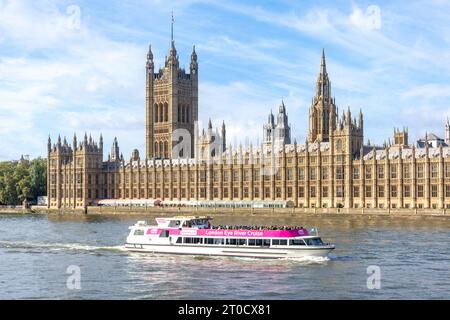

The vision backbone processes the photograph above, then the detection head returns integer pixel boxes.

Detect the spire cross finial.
[171,10,174,44]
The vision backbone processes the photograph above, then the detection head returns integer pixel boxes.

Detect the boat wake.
[0,240,127,253]
[281,256,330,264]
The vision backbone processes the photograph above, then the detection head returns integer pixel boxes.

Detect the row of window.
[51,163,450,187]
[175,237,322,246]
[51,183,450,200]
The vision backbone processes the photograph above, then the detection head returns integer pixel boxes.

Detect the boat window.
[237,239,246,246]
[289,239,306,246]
[214,238,225,245]
[176,237,182,243]
[159,230,169,237]
[169,220,181,228]
[205,238,215,245]
[263,239,270,247]
[272,239,280,245]
[248,239,256,246]
[310,238,324,246]
[226,239,238,245]
[183,237,202,244]
[133,229,144,236]
[255,239,263,246]
[279,239,288,246]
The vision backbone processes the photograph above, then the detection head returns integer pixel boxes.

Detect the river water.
[0,213,448,299]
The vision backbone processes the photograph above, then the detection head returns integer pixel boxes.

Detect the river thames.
[0,213,448,299]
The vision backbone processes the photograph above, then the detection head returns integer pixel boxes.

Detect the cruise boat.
[125,216,335,259]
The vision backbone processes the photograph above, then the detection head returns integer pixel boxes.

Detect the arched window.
[336,139,342,151]
[182,106,185,123]
[159,103,164,122]
[154,142,159,157]
[164,103,168,122]
[186,106,189,123]
[164,141,169,158]
[159,142,163,158]
[154,104,158,123]
[178,105,181,122]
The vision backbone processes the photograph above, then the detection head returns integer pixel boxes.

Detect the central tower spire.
[320,48,327,75]
[171,10,175,47]
[308,48,336,143]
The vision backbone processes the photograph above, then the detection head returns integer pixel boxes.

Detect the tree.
[0,157,47,205]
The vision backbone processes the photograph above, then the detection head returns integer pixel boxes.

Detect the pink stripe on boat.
[146,228,308,237]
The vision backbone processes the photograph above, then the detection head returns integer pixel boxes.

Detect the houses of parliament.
[47,33,450,210]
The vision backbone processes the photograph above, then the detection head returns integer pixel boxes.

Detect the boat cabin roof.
[155,216,213,228]
[165,216,213,221]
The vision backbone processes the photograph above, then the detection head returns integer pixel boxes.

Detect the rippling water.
[0,213,449,299]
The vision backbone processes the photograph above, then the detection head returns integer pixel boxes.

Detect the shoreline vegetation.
[0,158,46,206]
[2,205,450,219]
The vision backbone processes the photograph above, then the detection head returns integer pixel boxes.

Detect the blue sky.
[1,0,450,160]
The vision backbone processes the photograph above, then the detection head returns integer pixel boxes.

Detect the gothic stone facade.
[47,47,450,210]
[145,41,198,159]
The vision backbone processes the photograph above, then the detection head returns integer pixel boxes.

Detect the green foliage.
[0,158,47,205]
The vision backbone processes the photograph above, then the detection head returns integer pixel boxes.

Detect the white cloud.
[401,84,450,100]
[349,5,382,30]
[0,0,147,160]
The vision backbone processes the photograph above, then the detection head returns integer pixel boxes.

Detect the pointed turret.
[167,12,178,68]
[446,116,450,144]
[316,48,330,99]
[308,48,335,143]
[73,133,77,149]
[268,109,274,125]
[147,45,153,61]
[111,137,120,162]
[191,45,197,63]
[146,45,154,71]
[320,48,327,76]
[359,108,363,129]
[99,133,103,151]
[221,120,226,152]
[346,106,351,126]
[47,135,52,152]
[279,99,286,114]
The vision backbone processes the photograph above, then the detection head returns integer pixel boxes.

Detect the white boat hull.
[125,243,334,259]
